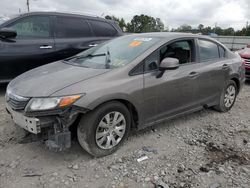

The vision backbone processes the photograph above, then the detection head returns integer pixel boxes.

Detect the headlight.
[27,95,82,111]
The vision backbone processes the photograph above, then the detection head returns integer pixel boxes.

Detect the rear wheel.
[77,101,131,157]
[214,80,237,112]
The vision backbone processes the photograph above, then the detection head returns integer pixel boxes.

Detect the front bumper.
[7,104,42,134]
[6,103,81,151]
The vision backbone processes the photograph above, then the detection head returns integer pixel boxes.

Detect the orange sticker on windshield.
[129,41,142,47]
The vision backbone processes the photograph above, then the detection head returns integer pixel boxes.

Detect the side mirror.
[0,28,17,39]
[156,58,179,78]
[159,57,179,70]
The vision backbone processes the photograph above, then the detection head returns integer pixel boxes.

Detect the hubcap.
[224,85,236,108]
[95,111,126,149]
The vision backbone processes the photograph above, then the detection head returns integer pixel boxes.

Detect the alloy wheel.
[224,85,236,108]
[95,111,126,149]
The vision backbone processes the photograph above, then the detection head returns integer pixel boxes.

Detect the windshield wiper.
[64,53,106,61]
[105,47,111,69]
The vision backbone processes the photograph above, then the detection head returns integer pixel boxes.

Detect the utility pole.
[246,21,249,36]
[214,22,217,34]
[27,0,30,12]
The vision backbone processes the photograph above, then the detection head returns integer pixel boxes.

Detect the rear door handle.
[40,45,53,49]
[88,44,98,47]
[222,64,229,70]
[189,71,199,78]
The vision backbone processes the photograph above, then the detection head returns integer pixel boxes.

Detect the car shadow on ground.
[23,107,212,161]
[245,80,250,86]
[0,83,7,95]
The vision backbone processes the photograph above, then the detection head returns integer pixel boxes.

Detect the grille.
[6,93,30,110]
[8,98,29,110]
[243,58,250,66]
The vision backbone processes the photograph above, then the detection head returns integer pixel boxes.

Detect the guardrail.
[211,35,250,50]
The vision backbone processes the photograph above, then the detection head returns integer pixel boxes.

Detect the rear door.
[0,15,55,80]
[87,19,119,44]
[53,16,97,60]
[194,39,229,106]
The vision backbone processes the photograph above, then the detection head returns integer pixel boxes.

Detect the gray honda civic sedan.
[6,33,245,157]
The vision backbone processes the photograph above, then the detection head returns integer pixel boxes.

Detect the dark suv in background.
[0,12,123,83]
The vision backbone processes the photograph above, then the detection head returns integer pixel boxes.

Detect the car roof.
[11,11,115,23]
[126,32,212,40]
[125,32,225,48]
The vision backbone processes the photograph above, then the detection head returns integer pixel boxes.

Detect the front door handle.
[40,45,53,49]
[189,71,199,78]
[88,44,98,47]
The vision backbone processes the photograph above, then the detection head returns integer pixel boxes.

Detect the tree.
[214,26,224,35]
[126,14,164,33]
[156,18,164,32]
[202,26,212,35]
[223,27,235,35]
[198,24,204,31]
[105,15,126,31]
[175,24,192,32]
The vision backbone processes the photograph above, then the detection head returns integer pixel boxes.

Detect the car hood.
[8,61,109,97]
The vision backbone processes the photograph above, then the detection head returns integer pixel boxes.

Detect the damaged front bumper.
[6,103,87,151]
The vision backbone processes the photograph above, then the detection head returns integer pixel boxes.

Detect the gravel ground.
[0,83,250,188]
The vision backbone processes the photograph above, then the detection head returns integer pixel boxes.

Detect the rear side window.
[198,39,219,61]
[55,16,92,38]
[88,20,117,37]
[8,16,50,38]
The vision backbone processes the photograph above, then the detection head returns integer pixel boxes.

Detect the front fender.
[74,92,140,111]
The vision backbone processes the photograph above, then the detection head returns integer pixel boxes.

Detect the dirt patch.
[206,142,250,165]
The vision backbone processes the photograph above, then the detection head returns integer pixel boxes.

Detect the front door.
[0,16,54,80]
[141,39,200,127]
[0,15,55,80]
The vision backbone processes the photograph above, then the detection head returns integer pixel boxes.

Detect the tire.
[214,80,237,112]
[77,101,131,157]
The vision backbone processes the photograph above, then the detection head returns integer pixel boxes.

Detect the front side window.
[144,51,158,72]
[55,16,92,38]
[8,16,50,38]
[160,40,194,64]
[88,20,117,37]
[198,39,219,61]
[64,35,160,69]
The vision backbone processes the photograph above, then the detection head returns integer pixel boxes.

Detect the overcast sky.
[1,0,249,30]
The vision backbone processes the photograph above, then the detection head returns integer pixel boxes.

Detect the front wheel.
[77,101,131,157]
[214,80,237,112]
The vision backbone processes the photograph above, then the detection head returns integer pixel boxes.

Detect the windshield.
[0,14,20,25]
[0,17,8,25]
[64,35,160,69]
[0,15,18,25]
